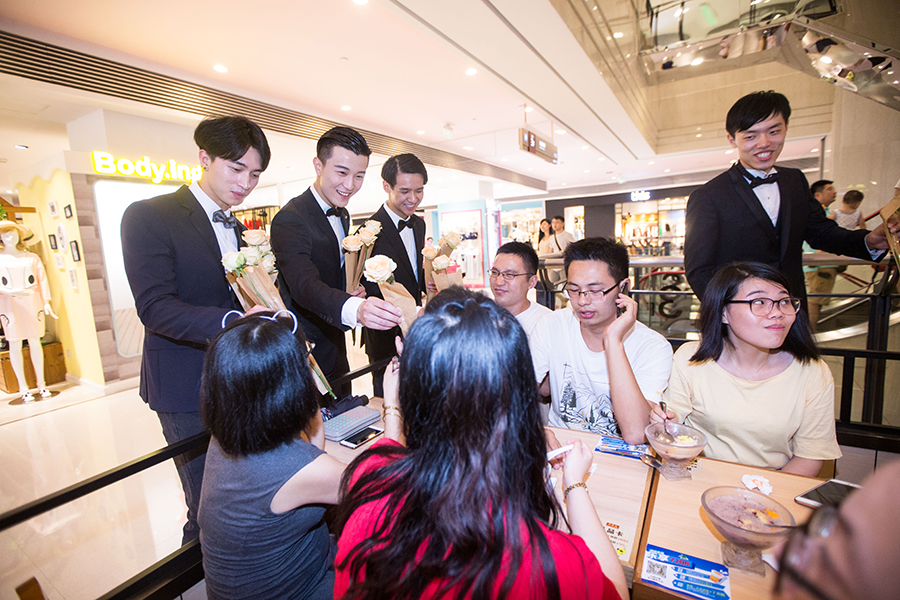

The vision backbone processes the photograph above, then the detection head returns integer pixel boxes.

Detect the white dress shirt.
[189,182,239,259]
[383,204,418,281]
[743,167,780,226]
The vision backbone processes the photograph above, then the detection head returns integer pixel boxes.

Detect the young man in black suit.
[271,127,401,394]
[361,154,428,395]
[684,91,897,308]
[121,115,270,542]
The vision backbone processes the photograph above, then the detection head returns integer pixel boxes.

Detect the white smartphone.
[794,478,861,508]
[340,425,384,449]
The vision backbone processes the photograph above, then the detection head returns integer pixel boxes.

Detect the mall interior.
[1,0,899,598]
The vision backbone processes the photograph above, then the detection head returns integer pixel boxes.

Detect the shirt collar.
[309,186,334,215]
[383,204,408,227]
[744,165,776,179]
[189,182,229,221]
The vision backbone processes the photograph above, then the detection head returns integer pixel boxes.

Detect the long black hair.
[335,288,567,600]
[692,262,820,364]
[537,218,551,244]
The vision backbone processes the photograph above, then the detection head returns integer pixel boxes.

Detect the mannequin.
[0,221,58,402]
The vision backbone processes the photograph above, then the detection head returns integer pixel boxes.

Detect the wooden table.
[325,410,655,584]
[632,459,820,600]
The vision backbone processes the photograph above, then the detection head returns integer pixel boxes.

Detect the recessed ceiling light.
[676,52,682,57]
[528,167,533,171]
[562,183,567,186]
[465,68,478,76]
[5,189,11,194]
[582,145,589,150]
[14,144,28,150]
[725,150,734,154]
[501,158,508,162]
[598,157,605,161]
[417,130,425,135]
[696,133,702,137]
[555,129,567,135]
[524,106,533,113]
[820,56,833,64]
[811,148,819,152]
[613,32,624,39]
[611,176,617,180]
[664,169,671,173]
[584,170,590,173]
[888,71,894,75]
[648,161,655,165]
[463,146,473,150]
[341,105,351,111]
[691,58,703,66]
[213,64,228,73]
[871,181,878,185]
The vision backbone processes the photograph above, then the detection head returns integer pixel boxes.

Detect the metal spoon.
[640,453,663,471]
[657,401,675,444]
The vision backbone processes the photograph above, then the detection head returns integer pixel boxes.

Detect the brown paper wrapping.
[226,266,286,311]
[439,242,456,258]
[432,270,465,292]
[379,281,419,336]
[344,251,358,293]
[423,258,436,302]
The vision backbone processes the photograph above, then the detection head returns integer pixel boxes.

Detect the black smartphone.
[794,478,860,508]
[340,426,384,449]
[616,279,632,318]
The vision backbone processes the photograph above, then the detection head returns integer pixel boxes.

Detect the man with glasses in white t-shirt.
[530,238,673,445]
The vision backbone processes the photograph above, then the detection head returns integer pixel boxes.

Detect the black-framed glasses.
[488,269,533,281]
[775,504,844,600]
[727,296,801,316]
[562,282,619,302]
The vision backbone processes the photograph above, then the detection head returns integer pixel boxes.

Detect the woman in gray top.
[198,311,345,600]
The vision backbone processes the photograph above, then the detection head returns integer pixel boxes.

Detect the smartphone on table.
[340,425,384,449]
[794,478,861,508]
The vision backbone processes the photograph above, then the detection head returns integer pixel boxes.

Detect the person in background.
[653,262,840,477]
[536,218,552,255]
[334,288,628,600]
[803,180,839,332]
[545,215,575,255]
[121,115,270,542]
[774,460,900,600]
[489,241,551,339]
[829,189,866,230]
[198,312,344,600]
[532,238,673,444]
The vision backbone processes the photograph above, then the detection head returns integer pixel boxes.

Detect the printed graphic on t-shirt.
[557,363,621,436]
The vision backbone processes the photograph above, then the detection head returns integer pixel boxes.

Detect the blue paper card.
[595,435,649,459]
[641,545,731,600]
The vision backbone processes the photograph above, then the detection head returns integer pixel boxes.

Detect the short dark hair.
[317,126,371,163]
[382,153,428,187]
[726,91,792,137]
[193,116,271,170]
[843,190,864,205]
[563,237,629,282]
[200,313,318,456]
[810,180,833,196]
[551,215,564,223]
[692,262,819,364]
[496,241,538,275]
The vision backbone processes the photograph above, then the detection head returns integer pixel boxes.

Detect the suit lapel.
[729,165,778,245]
[775,170,793,260]
[177,187,222,260]
[302,191,342,267]
[413,216,425,287]
[376,206,417,284]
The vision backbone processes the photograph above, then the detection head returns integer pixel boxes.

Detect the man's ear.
[726,134,737,148]
[528,274,539,290]
[383,180,393,194]
[312,156,323,178]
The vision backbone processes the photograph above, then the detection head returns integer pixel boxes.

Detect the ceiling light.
[613,32,624,39]
[648,161,655,165]
[555,129,567,135]
[341,105,351,111]
[5,189,11,194]
[501,158,508,162]
[888,71,894,75]
[664,169,671,173]
[696,133,702,137]
[871,181,878,185]
[582,145,588,150]
[528,167,533,171]
[465,68,478,76]
[417,130,425,135]
[725,150,733,154]
[598,157,605,161]
[811,148,819,152]
[524,106,534,113]
[213,64,228,73]
[463,146,473,150]
[690,58,703,66]
[14,144,28,150]
[584,170,590,173]
[820,56,833,64]
[611,176,617,180]
[562,183,567,186]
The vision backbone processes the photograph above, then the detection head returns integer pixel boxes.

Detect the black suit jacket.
[361,206,426,363]
[684,164,871,306]
[270,188,352,381]
[121,185,244,413]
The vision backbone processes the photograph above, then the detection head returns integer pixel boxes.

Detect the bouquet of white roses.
[342,220,381,293]
[364,255,418,335]
[437,230,462,258]
[430,253,465,292]
[421,245,441,301]
[222,230,283,311]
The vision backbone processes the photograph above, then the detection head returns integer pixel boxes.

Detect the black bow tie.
[397,219,410,232]
[326,206,347,219]
[737,163,780,189]
[212,209,239,229]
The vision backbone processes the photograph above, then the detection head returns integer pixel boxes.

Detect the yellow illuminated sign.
[91,151,202,184]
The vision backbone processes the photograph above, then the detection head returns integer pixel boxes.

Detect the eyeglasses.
[562,282,619,302]
[488,269,533,281]
[727,296,801,316]
[775,504,844,600]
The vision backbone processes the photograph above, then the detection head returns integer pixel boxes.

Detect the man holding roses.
[360,154,428,395]
[271,127,402,395]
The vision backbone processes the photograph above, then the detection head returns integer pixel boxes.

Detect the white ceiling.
[0,0,827,208]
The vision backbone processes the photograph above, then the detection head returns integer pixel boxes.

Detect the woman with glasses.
[652,262,840,476]
[198,312,345,600]
[334,288,628,600]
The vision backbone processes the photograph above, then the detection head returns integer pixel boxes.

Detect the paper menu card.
[641,545,732,600]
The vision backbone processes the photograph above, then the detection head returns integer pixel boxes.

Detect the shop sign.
[91,151,202,184]
[630,190,651,202]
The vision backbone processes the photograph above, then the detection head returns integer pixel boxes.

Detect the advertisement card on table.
[641,545,731,600]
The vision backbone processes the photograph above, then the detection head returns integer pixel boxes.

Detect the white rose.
[260,253,277,274]
[432,255,452,272]
[221,251,246,272]
[342,235,363,252]
[442,231,462,248]
[364,255,397,283]
[257,243,271,254]
[364,220,382,235]
[242,230,268,246]
[240,246,262,265]
[421,246,440,261]
[358,227,378,246]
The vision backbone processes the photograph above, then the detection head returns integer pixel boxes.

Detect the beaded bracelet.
[563,482,588,503]
[383,406,402,420]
